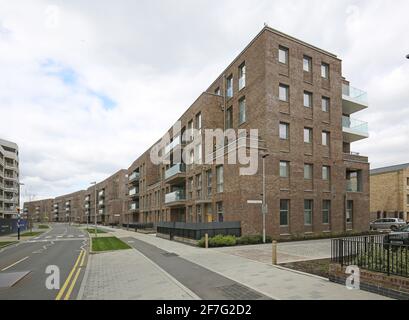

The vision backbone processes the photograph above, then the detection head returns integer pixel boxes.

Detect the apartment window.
[280,161,289,178]
[187,120,193,141]
[322,200,331,224]
[196,174,202,199]
[207,170,212,197]
[278,46,288,64]
[407,194,409,205]
[195,112,202,130]
[304,164,313,180]
[226,75,233,98]
[322,97,330,112]
[215,87,221,96]
[322,131,330,146]
[279,122,289,140]
[189,149,194,165]
[239,63,246,90]
[225,106,233,129]
[304,127,312,143]
[280,200,289,226]
[188,177,193,199]
[196,205,202,223]
[407,178,409,186]
[217,202,224,222]
[321,63,329,79]
[239,97,246,124]
[303,91,312,108]
[303,56,312,72]
[304,200,313,226]
[279,84,289,102]
[216,165,224,193]
[346,200,353,223]
[322,166,330,181]
[195,143,202,164]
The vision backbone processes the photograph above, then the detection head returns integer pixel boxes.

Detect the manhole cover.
[0,271,31,288]
[217,283,264,300]
[162,252,178,257]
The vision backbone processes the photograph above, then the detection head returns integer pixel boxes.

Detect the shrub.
[236,235,272,245]
[198,234,237,248]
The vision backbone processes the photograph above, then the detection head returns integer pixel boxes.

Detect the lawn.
[85,228,107,234]
[280,258,331,278]
[20,231,44,237]
[92,237,131,252]
[38,225,50,229]
[0,241,17,248]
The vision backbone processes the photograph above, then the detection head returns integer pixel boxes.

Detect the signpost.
[17,208,21,241]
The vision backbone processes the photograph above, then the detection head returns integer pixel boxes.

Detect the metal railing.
[331,235,409,277]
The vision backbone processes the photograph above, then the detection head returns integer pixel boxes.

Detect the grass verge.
[86,228,107,234]
[20,231,44,237]
[0,241,17,248]
[279,258,330,278]
[92,237,131,252]
[38,225,50,229]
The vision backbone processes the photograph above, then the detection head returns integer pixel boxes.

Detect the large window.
[346,200,353,223]
[303,91,312,108]
[279,122,289,140]
[322,200,331,224]
[279,84,289,102]
[279,46,288,64]
[187,120,193,141]
[304,127,312,143]
[322,131,330,146]
[239,63,246,90]
[322,166,330,181]
[217,202,224,222]
[196,205,202,223]
[322,97,330,112]
[321,63,329,79]
[407,194,409,205]
[225,106,233,129]
[207,170,212,197]
[239,97,246,124]
[280,200,289,226]
[195,143,202,164]
[216,166,224,193]
[304,164,313,180]
[195,112,202,130]
[304,200,313,225]
[196,174,202,199]
[303,56,312,72]
[214,87,221,96]
[226,75,233,98]
[280,161,289,178]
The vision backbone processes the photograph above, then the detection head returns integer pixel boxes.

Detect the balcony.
[165,163,186,184]
[3,185,18,192]
[129,171,140,183]
[342,84,368,115]
[98,209,105,215]
[342,116,369,143]
[129,187,139,198]
[85,203,90,209]
[98,200,104,207]
[164,135,185,155]
[98,190,105,198]
[165,189,186,207]
[343,152,368,163]
[85,196,90,202]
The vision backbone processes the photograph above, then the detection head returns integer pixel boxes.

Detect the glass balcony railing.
[165,189,186,204]
[129,172,140,181]
[129,202,139,211]
[129,188,139,196]
[164,136,182,155]
[342,116,368,136]
[342,84,368,105]
[165,163,186,180]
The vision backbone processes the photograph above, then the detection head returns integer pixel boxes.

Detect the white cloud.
[0,0,408,202]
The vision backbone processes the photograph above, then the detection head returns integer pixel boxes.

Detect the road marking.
[55,250,84,300]
[57,236,63,238]
[64,267,82,300]
[79,250,86,267]
[68,235,74,238]
[34,237,40,240]
[45,236,52,239]
[1,256,29,271]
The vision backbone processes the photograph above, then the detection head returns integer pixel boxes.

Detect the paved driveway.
[215,239,332,264]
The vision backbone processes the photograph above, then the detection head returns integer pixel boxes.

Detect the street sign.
[247,200,262,204]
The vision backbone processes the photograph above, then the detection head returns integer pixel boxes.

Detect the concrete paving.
[97,227,390,300]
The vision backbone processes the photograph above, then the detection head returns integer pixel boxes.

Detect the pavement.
[0,223,89,300]
[81,226,389,300]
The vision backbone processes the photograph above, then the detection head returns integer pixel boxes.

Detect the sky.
[0,0,408,202]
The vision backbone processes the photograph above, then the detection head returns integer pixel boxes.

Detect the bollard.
[272,240,277,265]
[205,233,209,249]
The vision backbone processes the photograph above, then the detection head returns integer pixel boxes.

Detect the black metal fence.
[0,218,28,236]
[331,235,409,278]
[157,221,241,241]
[122,222,155,230]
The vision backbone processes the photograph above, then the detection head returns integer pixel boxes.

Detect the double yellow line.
[56,249,86,300]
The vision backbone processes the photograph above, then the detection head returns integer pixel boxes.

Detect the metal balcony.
[165,189,186,207]
[129,171,140,182]
[165,163,186,184]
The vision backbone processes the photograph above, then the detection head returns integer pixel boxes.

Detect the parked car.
[383,224,409,247]
[370,218,407,231]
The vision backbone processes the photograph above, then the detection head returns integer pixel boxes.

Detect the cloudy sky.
[0,0,408,202]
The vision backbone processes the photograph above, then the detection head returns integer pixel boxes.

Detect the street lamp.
[17,182,26,238]
[406,54,409,59]
[261,152,270,243]
[90,181,97,237]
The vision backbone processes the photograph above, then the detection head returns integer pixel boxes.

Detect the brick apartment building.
[0,139,20,219]
[370,163,409,221]
[24,26,371,237]
[54,190,85,223]
[24,198,53,222]
[125,26,371,237]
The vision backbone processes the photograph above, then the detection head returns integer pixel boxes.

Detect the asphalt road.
[0,224,88,300]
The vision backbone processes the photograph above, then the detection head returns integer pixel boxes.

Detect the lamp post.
[261,152,270,243]
[90,182,97,237]
[17,182,26,235]
[406,54,409,59]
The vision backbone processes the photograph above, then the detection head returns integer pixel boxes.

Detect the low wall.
[329,263,409,300]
